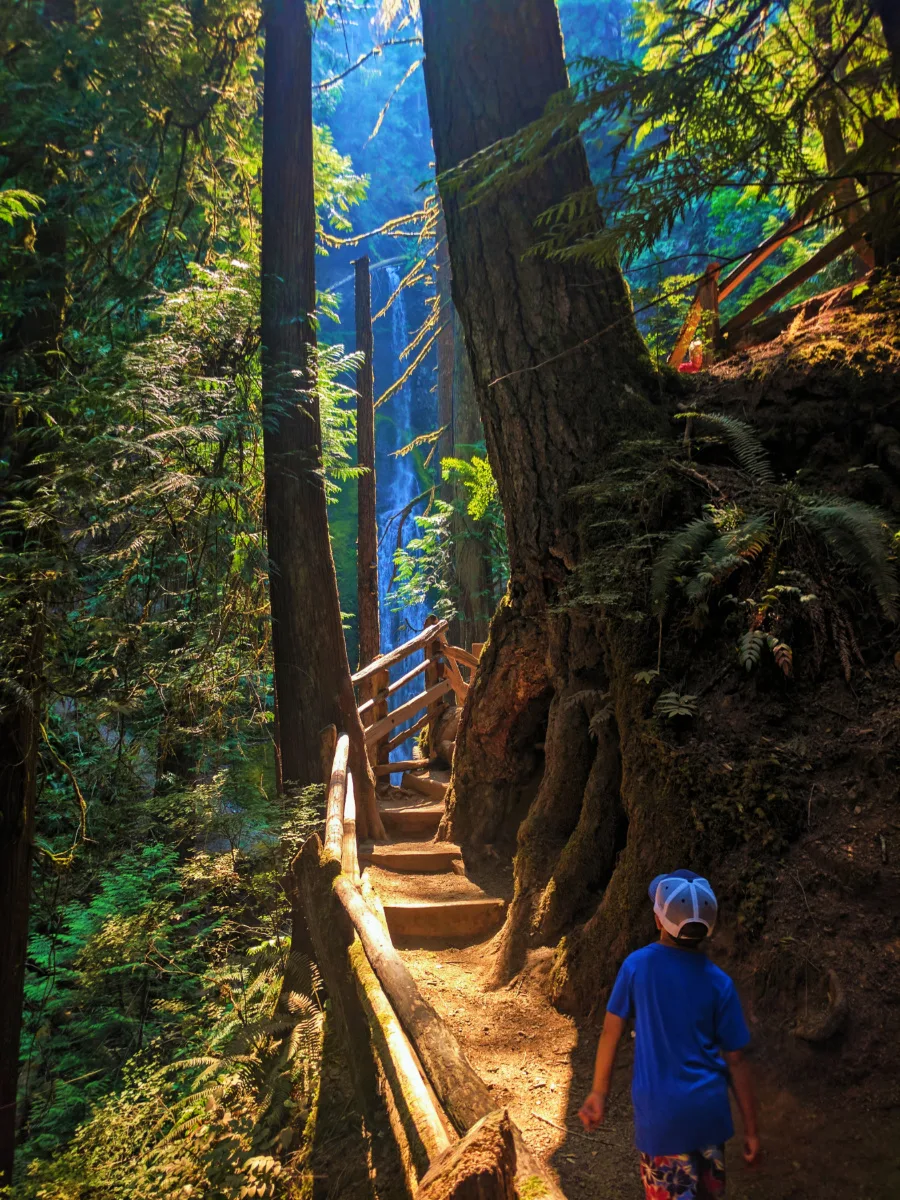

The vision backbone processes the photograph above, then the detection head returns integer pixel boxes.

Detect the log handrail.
[668,135,898,366]
[355,619,479,770]
[351,618,450,687]
[334,874,495,1134]
[295,733,566,1196]
[324,734,350,861]
[358,658,429,721]
[341,771,360,884]
[441,643,479,670]
[720,214,870,338]
[364,678,453,747]
[385,710,431,755]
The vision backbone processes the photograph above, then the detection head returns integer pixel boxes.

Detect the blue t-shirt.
[607,941,750,1157]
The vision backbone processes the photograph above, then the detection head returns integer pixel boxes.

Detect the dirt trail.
[368,760,900,1198]
[394,932,900,1200]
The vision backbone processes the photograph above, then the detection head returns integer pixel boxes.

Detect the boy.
[579,869,759,1199]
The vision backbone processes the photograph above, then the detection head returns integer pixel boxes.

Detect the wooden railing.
[667,135,895,367]
[351,617,479,777]
[289,733,565,1197]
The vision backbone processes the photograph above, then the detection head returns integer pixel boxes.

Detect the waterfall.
[376,268,430,780]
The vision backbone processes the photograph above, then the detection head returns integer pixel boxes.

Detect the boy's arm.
[723,1049,760,1163]
[578,1012,626,1131]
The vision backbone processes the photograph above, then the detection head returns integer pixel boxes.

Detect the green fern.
[676,412,775,485]
[651,516,718,612]
[800,499,898,620]
[655,691,698,719]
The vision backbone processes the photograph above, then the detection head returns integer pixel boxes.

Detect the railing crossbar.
[352,618,450,688]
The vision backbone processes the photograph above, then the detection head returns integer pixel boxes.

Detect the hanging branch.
[319,208,427,248]
[375,322,447,408]
[373,255,428,321]
[366,58,422,145]
[315,37,422,91]
[391,425,448,458]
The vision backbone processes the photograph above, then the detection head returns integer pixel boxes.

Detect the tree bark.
[420,0,663,985]
[0,0,73,1180]
[261,0,383,838]
[355,255,381,669]
[436,206,493,648]
[449,309,493,648]
[0,618,42,1190]
[811,1,873,269]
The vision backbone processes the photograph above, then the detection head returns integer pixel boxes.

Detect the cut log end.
[415,1109,517,1200]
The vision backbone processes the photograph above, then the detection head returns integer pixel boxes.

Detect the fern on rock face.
[800,499,899,620]
[653,415,898,677]
[674,412,775,485]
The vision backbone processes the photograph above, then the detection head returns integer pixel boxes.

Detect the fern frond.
[801,499,898,620]
[651,516,717,612]
[677,412,774,485]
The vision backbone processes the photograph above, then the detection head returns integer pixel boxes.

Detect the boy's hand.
[578,1090,606,1131]
[743,1133,761,1164]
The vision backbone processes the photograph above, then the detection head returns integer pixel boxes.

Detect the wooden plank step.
[380,803,444,836]
[402,772,448,802]
[382,898,507,940]
[359,842,462,873]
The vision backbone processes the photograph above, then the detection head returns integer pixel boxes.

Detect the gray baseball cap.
[649,868,718,939]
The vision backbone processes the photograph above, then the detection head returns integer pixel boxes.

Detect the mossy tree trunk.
[261,0,382,838]
[420,0,667,994]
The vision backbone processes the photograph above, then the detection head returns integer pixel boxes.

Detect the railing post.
[424,616,446,757]
[669,263,721,368]
[369,667,391,775]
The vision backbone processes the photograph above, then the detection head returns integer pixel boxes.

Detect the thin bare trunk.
[261,0,383,837]
[355,256,380,669]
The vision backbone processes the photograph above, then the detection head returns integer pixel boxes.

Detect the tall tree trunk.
[261,0,383,839]
[436,207,493,648]
[866,1,900,265]
[449,307,493,648]
[435,209,455,507]
[420,0,663,987]
[0,0,73,1180]
[355,255,381,669]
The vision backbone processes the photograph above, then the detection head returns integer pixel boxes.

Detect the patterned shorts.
[639,1144,726,1199]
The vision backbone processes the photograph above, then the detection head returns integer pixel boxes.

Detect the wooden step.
[359,842,462,873]
[380,802,444,836]
[401,772,448,802]
[382,898,507,939]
